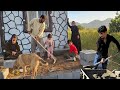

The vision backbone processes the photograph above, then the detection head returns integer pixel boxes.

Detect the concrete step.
[9,69,81,79]
[4,60,16,68]
[0,68,9,79]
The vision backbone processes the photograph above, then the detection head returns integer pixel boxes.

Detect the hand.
[35,36,39,41]
[12,51,17,56]
[28,31,31,34]
[77,35,79,39]
[100,58,105,63]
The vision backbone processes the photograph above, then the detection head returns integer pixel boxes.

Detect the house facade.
[0,11,68,54]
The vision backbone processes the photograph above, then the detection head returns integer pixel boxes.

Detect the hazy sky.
[68,11,117,23]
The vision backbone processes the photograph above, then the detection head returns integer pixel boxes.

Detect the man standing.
[28,15,46,57]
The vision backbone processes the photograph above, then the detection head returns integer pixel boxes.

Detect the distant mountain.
[70,18,112,28]
[80,18,112,28]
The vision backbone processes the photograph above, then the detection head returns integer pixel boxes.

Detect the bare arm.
[67,18,72,28]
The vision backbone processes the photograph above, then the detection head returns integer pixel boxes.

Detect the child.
[44,34,54,60]
[64,40,80,61]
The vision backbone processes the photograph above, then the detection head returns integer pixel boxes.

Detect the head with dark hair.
[98,25,107,33]
[71,21,76,26]
[98,25,107,39]
[67,40,73,45]
[10,34,18,44]
[47,34,52,39]
[39,15,46,23]
[40,15,46,19]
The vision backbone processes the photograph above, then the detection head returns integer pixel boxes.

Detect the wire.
[110,60,120,66]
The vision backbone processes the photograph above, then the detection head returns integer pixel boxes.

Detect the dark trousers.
[94,54,108,69]
[71,37,81,54]
[3,51,22,60]
[64,52,76,59]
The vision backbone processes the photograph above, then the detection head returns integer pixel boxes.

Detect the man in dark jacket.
[94,25,120,69]
[4,34,21,60]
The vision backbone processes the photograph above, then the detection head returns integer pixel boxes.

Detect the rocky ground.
[6,55,81,79]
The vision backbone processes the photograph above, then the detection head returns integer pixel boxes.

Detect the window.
[38,11,49,29]
[38,11,52,32]
[23,11,38,33]
[23,11,52,33]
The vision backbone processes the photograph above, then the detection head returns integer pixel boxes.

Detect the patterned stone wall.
[2,11,68,53]
[43,11,68,50]
[3,11,31,53]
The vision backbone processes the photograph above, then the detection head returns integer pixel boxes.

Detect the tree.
[109,14,120,33]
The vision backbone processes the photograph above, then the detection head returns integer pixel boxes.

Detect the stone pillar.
[49,11,68,49]
[0,36,1,53]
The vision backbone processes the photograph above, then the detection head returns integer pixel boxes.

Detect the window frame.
[23,11,53,33]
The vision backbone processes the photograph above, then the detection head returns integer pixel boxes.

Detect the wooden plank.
[0,12,2,53]
[0,11,5,52]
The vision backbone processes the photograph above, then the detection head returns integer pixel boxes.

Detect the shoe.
[66,57,72,60]
[73,57,76,61]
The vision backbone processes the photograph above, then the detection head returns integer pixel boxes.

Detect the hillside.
[71,18,112,28]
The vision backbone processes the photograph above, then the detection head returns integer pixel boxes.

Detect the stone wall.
[10,69,81,79]
[2,11,68,53]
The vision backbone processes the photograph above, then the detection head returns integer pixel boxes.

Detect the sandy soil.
[7,55,81,79]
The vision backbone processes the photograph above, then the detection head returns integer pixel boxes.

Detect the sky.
[68,11,118,23]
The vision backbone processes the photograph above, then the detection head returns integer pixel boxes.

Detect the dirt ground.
[7,55,81,79]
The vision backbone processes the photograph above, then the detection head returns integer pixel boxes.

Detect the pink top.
[45,38,54,48]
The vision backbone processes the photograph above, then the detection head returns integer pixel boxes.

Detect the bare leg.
[47,48,50,59]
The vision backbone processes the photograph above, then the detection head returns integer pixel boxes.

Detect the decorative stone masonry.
[10,69,81,79]
[2,11,68,54]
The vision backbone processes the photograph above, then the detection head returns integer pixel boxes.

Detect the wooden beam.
[0,11,2,35]
[0,11,5,52]
[44,11,53,32]
[23,11,28,33]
